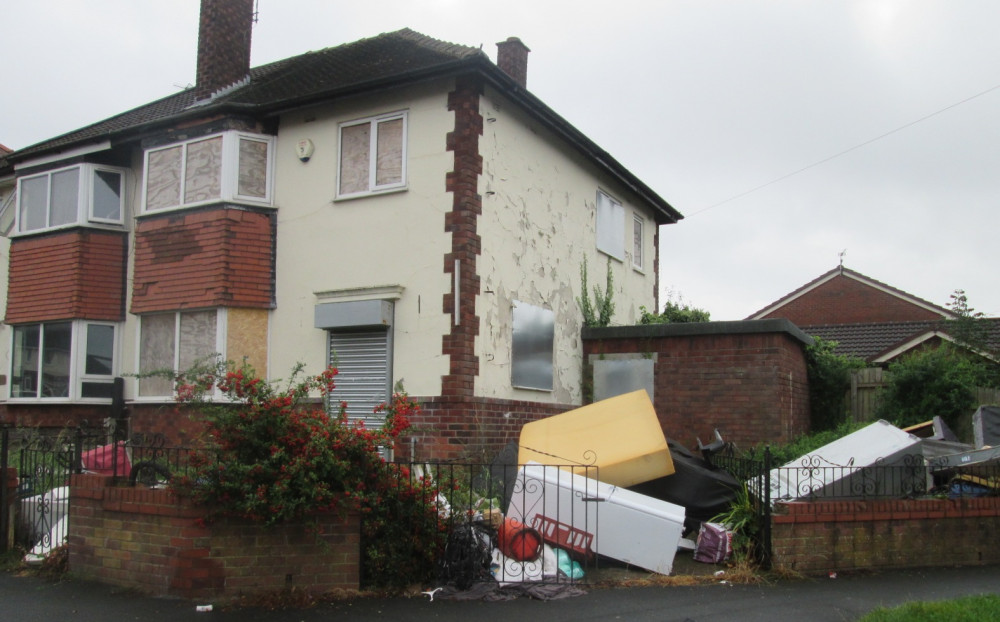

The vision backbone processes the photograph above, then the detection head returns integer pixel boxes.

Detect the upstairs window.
[337,111,407,198]
[10,321,118,401]
[142,131,273,213]
[15,164,125,234]
[596,190,624,260]
[632,213,645,270]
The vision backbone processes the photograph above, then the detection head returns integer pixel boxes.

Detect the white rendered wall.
[269,81,455,397]
[476,87,659,405]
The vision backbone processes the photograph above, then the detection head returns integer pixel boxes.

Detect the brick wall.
[6,229,126,323]
[759,274,944,325]
[772,497,1000,573]
[0,403,113,430]
[132,206,275,314]
[442,75,484,400]
[401,396,569,462]
[583,320,812,449]
[68,474,360,599]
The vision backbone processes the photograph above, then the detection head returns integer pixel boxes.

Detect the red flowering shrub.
[170,362,449,587]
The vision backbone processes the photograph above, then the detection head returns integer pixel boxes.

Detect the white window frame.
[140,131,275,214]
[14,163,127,235]
[632,212,645,271]
[134,308,227,400]
[596,189,624,260]
[336,111,408,199]
[8,320,119,403]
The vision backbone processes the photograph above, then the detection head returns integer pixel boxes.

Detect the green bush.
[805,337,866,432]
[874,345,993,431]
[170,361,447,588]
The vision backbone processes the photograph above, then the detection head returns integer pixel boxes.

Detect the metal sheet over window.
[238,138,269,198]
[328,330,391,428]
[184,137,222,204]
[179,310,217,370]
[596,190,624,259]
[145,146,182,211]
[375,118,403,186]
[339,123,371,195]
[139,314,176,397]
[512,301,554,391]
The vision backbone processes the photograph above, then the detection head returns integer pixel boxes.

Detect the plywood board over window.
[337,111,407,198]
[227,308,269,377]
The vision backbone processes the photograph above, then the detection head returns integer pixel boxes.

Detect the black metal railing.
[362,461,600,589]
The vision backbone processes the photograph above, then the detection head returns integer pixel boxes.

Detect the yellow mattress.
[518,390,674,487]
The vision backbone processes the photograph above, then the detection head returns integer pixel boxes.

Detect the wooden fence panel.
[849,368,884,422]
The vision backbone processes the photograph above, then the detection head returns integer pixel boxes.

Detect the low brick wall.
[772,498,1000,573]
[68,474,360,599]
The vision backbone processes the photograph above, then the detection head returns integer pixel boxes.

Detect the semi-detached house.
[0,0,681,460]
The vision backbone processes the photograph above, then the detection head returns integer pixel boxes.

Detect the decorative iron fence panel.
[363,461,602,590]
[1,428,109,555]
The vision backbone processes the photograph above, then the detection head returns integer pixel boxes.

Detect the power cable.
[686,81,1000,217]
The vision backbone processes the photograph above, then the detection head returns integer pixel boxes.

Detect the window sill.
[333,185,408,203]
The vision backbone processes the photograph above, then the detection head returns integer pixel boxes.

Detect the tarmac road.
[3,565,999,622]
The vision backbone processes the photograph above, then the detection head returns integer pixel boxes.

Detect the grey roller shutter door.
[327,329,390,429]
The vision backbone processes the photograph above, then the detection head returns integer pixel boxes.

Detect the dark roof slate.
[11,29,480,160]
[804,318,1000,362]
[4,29,681,223]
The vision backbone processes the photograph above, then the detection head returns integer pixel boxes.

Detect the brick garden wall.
[583,320,813,449]
[771,497,1000,573]
[68,474,360,599]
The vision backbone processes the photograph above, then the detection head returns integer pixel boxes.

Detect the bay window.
[15,164,125,234]
[10,321,118,400]
[142,131,274,213]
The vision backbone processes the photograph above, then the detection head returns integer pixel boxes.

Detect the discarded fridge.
[506,462,685,575]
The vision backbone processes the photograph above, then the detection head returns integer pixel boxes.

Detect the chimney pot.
[496,37,530,89]
[196,0,256,100]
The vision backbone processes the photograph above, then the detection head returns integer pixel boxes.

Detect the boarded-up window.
[238,137,269,198]
[183,137,223,204]
[596,190,624,260]
[143,132,272,212]
[338,112,407,197]
[512,301,554,391]
[138,310,220,397]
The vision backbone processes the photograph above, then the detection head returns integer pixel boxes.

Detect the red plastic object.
[80,442,131,477]
[497,517,543,562]
[529,514,595,560]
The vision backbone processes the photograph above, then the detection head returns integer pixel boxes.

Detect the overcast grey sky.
[4,0,998,320]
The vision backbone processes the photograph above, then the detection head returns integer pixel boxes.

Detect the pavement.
[3,563,1000,622]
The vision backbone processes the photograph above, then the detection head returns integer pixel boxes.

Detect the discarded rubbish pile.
[432,388,751,599]
[764,414,1000,503]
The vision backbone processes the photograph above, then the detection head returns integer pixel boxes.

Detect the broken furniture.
[518,390,674,487]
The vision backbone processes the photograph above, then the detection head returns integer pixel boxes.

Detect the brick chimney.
[496,37,530,89]
[195,0,255,100]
